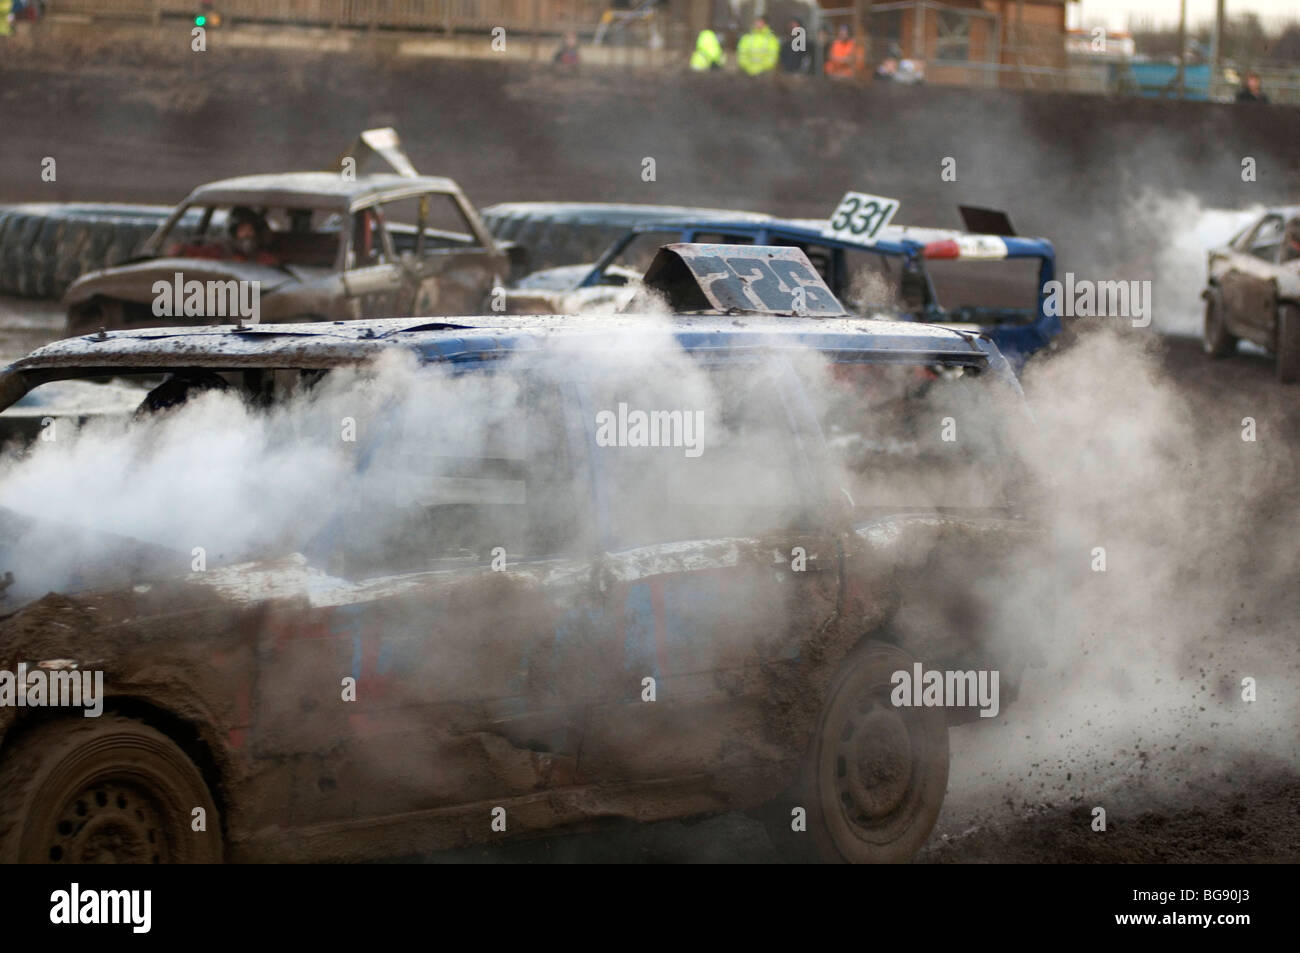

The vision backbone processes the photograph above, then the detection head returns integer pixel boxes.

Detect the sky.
[1072,0,1299,31]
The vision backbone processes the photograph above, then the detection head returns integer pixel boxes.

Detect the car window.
[1246,215,1285,262]
[608,230,686,276]
[585,360,815,547]
[348,208,389,268]
[841,249,900,314]
[923,258,1042,324]
[796,359,1029,511]
[162,205,341,268]
[378,193,480,255]
[322,369,589,576]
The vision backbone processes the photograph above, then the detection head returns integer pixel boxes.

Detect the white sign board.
[823,191,900,243]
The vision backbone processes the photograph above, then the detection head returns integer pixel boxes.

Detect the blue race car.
[501,204,1059,372]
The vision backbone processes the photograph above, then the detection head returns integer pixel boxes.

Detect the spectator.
[0,0,11,38]
[824,24,864,78]
[874,55,898,82]
[690,27,725,70]
[553,31,580,67]
[737,16,780,76]
[779,17,810,74]
[1235,71,1268,103]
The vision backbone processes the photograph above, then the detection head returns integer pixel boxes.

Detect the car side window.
[1246,215,1285,262]
[379,193,480,256]
[348,208,388,268]
[322,370,591,576]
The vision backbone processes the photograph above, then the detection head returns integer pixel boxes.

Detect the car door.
[248,367,603,834]
[380,192,501,316]
[1221,214,1283,346]
[342,206,404,318]
[575,356,841,790]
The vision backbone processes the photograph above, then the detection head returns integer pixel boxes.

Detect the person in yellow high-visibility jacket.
[736,17,780,76]
[0,1,12,38]
[689,28,725,71]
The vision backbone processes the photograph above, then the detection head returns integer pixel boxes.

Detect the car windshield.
[923,258,1043,324]
[159,204,343,268]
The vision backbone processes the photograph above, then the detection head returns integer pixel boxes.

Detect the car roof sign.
[636,243,848,316]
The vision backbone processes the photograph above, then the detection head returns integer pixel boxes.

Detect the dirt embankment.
[2,34,1300,280]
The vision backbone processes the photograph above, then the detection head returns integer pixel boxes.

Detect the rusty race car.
[0,245,1037,863]
[1203,205,1300,382]
[62,130,513,336]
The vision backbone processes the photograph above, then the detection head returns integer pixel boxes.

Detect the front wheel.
[0,714,222,863]
[1276,303,1300,383]
[802,642,949,863]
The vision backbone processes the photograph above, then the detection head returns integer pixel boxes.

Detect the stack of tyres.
[0,204,174,299]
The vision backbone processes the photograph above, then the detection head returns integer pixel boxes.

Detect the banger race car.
[0,246,1038,864]
[1203,205,1300,382]
[499,196,1060,371]
[60,129,514,336]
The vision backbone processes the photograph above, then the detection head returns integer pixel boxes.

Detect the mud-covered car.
[1203,205,1300,382]
[503,206,1059,372]
[0,246,1037,863]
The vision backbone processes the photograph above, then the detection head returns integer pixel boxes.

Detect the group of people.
[693,19,920,82]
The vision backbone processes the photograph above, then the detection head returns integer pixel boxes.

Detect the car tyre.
[1277,303,1300,384]
[801,641,949,863]
[1203,289,1237,358]
[0,714,222,864]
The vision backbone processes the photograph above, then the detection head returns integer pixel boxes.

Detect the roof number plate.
[823,191,900,243]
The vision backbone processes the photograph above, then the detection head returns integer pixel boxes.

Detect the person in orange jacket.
[824,24,864,78]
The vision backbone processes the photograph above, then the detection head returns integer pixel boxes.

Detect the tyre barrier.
[0,204,174,299]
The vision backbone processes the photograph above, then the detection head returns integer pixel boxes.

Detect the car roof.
[1262,205,1300,220]
[633,217,1054,258]
[185,173,462,211]
[5,316,992,376]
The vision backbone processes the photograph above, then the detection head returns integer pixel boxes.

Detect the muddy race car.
[500,198,1059,372]
[50,129,515,335]
[0,246,1037,863]
[1203,205,1300,382]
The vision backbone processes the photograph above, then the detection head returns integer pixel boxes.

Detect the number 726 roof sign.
[823,192,900,243]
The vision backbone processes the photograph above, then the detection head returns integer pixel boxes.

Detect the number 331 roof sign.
[823,191,900,243]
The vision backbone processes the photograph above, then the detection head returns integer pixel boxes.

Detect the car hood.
[64,258,299,307]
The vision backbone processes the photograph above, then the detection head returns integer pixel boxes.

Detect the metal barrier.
[52,0,606,32]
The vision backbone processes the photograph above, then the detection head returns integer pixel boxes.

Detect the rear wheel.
[0,715,222,863]
[802,642,949,863]
[1203,290,1237,357]
[1276,304,1300,384]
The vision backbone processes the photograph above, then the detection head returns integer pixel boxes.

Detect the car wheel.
[0,714,222,863]
[1277,303,1300,384]
[802,641,949,863]
[1203,290,1237,357]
